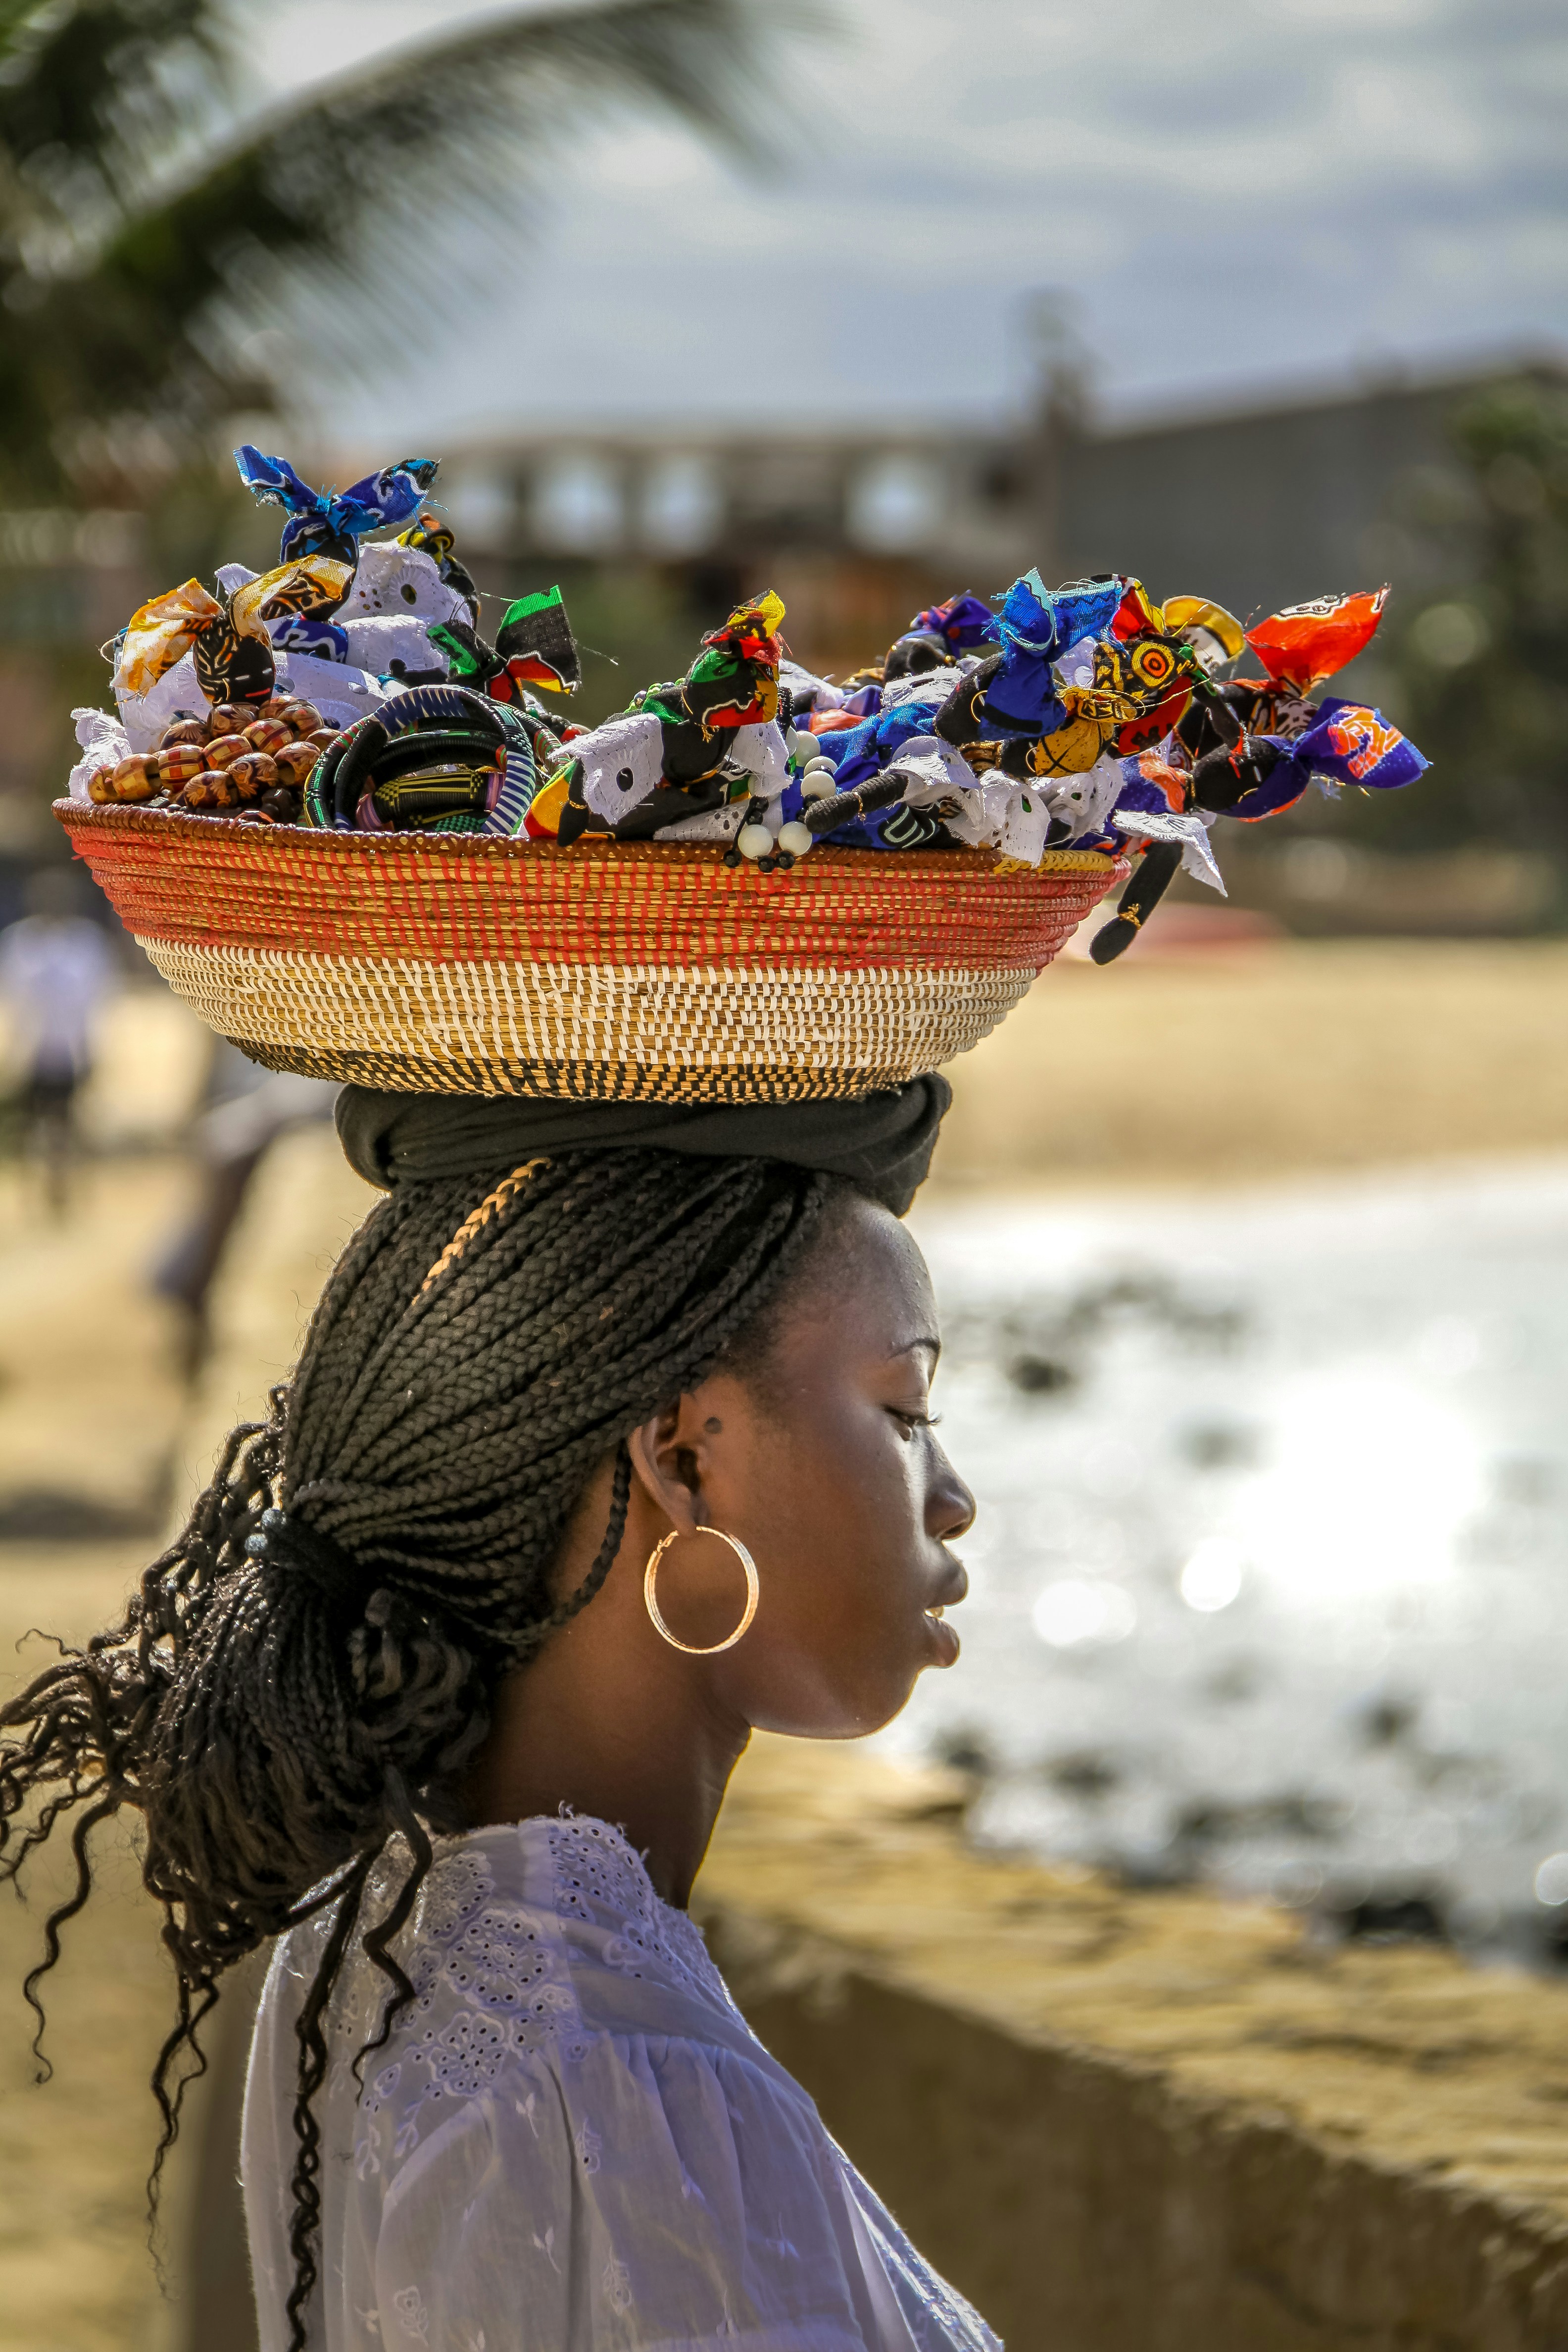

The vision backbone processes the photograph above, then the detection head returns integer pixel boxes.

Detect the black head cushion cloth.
[335,1074,952,1218]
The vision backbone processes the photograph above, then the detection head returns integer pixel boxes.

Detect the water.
[895,1160,1568,1962]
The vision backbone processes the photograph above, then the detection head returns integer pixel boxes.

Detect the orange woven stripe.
[56,804,1124,977]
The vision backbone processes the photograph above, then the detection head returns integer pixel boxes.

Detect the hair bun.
[244,1506,364,1617]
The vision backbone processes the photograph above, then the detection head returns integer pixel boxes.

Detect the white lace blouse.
[243,1813,1000,2352]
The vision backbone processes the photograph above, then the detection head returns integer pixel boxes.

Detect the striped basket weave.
[55,803,1125,1103]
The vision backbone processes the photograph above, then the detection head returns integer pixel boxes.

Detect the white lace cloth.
[243,1814,1001,2352]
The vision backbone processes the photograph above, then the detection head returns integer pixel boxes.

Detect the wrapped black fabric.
[335,1075,951,1217]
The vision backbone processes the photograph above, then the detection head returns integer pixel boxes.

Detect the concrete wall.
[715,1955,1568,2352]
[700,1737,1568,2352]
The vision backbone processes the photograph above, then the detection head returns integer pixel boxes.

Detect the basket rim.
[52,797,1118,882]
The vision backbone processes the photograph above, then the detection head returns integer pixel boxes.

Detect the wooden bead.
[203,733,249,769]
[307,728,340,751]
[243,716,291,756]
[181,771,239,810]
[160,718,208,750]
[255,785,300,824]
[272,739,320,786]
[109,753,157,802]
[228,751,278,799]
[264,697,322,735]
[157,742,209,786]
[85,765,118,804]
[208,702,251,739]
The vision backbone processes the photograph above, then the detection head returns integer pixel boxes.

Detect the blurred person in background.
[0,865,118,1215]
[152,1043,338,1376]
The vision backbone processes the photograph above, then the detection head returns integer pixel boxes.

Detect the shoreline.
[933,938,1568,1189]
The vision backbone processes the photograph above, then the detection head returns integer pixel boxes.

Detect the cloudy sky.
[260,0,1567,450]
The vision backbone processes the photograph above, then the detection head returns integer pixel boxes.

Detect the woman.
[0,1077,995,2352]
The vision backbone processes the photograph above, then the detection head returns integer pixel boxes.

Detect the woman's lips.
[922,1559,967,1665]
[922,1605,961,1666]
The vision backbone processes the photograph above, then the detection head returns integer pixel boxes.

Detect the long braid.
[0,1145,833,2351]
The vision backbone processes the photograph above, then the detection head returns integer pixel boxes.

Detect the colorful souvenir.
[236,447,441,566]
[1245,588,1388,690]
[114,581,224,697]
[394,510,481,621]
[427,587,582,711]
[61,448,1432,965]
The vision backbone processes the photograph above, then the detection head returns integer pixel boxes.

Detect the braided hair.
[0,1144,834,2350]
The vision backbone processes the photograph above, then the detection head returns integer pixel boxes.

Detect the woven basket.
[55,802,1125,1102]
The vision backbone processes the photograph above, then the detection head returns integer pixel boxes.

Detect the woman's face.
[632,1194,976,1739]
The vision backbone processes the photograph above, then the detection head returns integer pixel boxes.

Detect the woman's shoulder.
[408,1812,743,2032]
[254,1817,828,2210]
[263,1811,772,2103]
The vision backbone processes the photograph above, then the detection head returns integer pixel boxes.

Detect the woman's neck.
[460,1638,749,1908]
[457,1522,752,1909]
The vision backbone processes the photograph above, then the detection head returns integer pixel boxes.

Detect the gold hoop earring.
[643,1527,759,1656]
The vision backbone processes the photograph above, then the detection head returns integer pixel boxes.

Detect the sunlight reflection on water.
[894,1160,1568,1960]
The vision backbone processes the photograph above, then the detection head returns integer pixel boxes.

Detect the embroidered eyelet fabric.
[243,1814,1000,2352]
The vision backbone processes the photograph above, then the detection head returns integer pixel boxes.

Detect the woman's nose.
[928,1454,976,1542]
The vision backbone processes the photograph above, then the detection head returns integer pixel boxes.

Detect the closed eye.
[890,1406,940,1433]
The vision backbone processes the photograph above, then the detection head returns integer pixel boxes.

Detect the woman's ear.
[627,1394,711,1538]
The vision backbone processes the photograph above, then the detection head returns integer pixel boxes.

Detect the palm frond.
[262,0,780,186]
[0,0,223,202]
[0,0,817,498]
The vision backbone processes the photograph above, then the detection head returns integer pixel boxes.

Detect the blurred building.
[1048,350,1568,630]
[433,346,1567,670]
[433,424,1031,679]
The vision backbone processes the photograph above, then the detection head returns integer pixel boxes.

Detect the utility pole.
[1016,291,1094,578]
